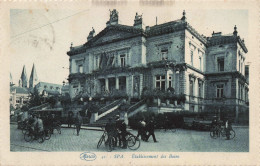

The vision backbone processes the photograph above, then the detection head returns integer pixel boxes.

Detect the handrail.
[98,99,122,115]
[127,99,145,113]
[29,103,50,111]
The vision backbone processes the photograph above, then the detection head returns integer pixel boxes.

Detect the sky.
[9,7,248,85]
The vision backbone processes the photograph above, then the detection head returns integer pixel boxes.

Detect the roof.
[37,82,63,88]
[10,86,29,94]
[43,89,60,95]
[207,34,248,53]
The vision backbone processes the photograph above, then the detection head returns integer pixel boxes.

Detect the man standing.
[118,120,127,149]
[105,118,117,150]
[146,116,158,143]
[74,112,83,136]
[67,112,73,128]
[225,119,232,140]
[136,118,147,141]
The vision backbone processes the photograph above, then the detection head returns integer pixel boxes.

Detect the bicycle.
[97,131,116,152]
[125,131,140,150]
[24,128,45,143]
[52,121,61,134]
[210,126,235,139]
[97,131,108,149]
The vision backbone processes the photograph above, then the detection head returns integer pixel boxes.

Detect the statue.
[109,9,118,22]
[134,12,143,26]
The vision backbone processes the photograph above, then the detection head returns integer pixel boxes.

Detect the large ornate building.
[67,10,249,117]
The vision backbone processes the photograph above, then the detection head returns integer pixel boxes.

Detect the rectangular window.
[96,56,99,69]
[218,57,224,71]
[191,106,195,112]
[198,82,202,97]
[190,50,193,66]
[161,49,168,60]
[16,100,20,104]
[189,80,194,96]
[120,55,126,67]
[155,75,166,90]
[216,84,224,98]
[78,65,83,73]
[241,86,243,100]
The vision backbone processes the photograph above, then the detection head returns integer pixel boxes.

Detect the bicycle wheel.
[171,127,177,133]
[24,131,32,142]
[73,125,77,135]
[37,132,45,143]
[45,129,51,140]
[22,127,28,134]
[106,137,115,152]
[128,136,140,150]
[210,128,217,139]
[56,125,61,134]
[97,135,105,149]
[229,129,236,139]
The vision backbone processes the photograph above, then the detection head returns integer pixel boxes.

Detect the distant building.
[10,64,64,109]
[61,82,70,96]
[66,10,249,119]
[35,82,63,97]
[10,85,29,109]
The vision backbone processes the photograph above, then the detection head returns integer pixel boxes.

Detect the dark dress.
[146,119,157,142]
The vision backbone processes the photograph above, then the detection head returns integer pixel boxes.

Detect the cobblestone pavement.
[10,124,249,152]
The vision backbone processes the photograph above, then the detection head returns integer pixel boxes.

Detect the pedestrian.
[225,119,232,140]
[105,118,117,149]
[115,115,121,147]
[146,116,158,143]
[136,118,147,141]
[118,120,127,149]
[74,112,83,136]
[37,115,44,133]
[67,112,73,128]
[211,116,218,137]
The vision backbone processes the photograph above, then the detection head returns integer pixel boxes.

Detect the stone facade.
[67,10,249,118]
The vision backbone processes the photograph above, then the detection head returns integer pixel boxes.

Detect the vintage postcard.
[0,0,259,165]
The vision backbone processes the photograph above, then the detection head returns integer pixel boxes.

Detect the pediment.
[91,28,138,46]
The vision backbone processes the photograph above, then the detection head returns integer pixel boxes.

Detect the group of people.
[18,112,60,136]
[136,116,158,143]
[105,116,128,149]
[211,116,233,140]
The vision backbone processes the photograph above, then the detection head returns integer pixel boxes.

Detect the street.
[10,124,249,152]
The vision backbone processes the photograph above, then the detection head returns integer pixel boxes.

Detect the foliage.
[60,93,71,106]
[46,95,59,108]
[141,87,186,103]
[21,105,29,112]
[28,87,43,108]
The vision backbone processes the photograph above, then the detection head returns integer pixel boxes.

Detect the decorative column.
[105,78,109,91]
[116,77,119,90]
[139,74,143,98]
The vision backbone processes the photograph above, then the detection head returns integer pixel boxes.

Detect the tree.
[28,87,43,108]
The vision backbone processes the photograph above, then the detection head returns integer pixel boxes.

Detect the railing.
[127,99,146,113]
[98,99,122,115]
[29,103,50,111]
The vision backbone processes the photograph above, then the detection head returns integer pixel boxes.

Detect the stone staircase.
[87,99,148,127]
